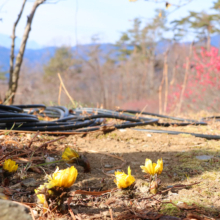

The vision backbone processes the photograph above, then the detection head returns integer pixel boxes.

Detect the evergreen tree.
[44,47,80,79]
[172,11,220,49]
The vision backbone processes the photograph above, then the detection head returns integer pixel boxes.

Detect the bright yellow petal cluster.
[35,185,46,204]
[46,166,78,189]
[140,158,163,176]
[3,159,18,173]
[62,147,79,162]
[114,166,135,189]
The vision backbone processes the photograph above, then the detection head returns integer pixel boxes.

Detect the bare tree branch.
[9,0,27,82]
[5,0,47,104]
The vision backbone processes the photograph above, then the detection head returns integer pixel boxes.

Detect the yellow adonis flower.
[62,147,79,162]
[3,159,18,173]
[35,185,46,204]
[140,158,163,176]
[114,166,135,189]
[46,166,78,189]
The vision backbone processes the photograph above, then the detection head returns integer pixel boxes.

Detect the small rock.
[196,155,213,161]
[147,134,152,137]
[0,199,33,220]
[45,156,56,163]
[22,178,39,187]
[106,169,121,174]
[104,164,112,168]
[142,145,149,148]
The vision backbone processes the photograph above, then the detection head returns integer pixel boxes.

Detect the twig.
[68,196,76,220]
[38,136,66,149]
[28,131,39,148]
[177,42,193,114]
[69,208,76,220]
[109,208,114,220]
[58,73,76,108]
[58,82,62,105]
[163,50,169,113]
[3,93,15,105]
[0,149,19,162]
[0,129,90,135]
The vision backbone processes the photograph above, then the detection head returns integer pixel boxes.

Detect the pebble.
[104,164,112,168]
[22,178,39,187]
[196,155,213,160]
[142,145,149,148]
[106,169,121,174]
[45,156,56,163]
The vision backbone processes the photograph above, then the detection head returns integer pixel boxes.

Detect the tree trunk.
[4,0,46,104]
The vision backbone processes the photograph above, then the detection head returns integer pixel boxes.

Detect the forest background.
[1,0,220,114]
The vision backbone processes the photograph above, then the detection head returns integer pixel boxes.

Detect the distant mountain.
[0,43,118,73]
[0,46,57,72]
[1,34,220,74]
[0,33,42,49]
[210,35,220,48]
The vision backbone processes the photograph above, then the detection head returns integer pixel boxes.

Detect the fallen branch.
[38,136,66,149]
[28,131,40,148]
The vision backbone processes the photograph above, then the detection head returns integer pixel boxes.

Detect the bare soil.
[0,116,220,220]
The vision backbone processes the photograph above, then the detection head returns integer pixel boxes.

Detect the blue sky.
[0,0,215,48]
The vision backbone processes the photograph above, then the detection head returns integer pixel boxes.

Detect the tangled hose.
[0,104,220,140]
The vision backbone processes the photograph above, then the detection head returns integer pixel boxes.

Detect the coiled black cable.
[0,104,219,140]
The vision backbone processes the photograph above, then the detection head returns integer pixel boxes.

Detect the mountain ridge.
[1,35,220,73]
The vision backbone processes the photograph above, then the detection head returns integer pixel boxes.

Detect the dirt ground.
[0,115,220,220]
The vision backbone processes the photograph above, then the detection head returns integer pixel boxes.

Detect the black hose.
[0,105,219,140]
[117,109,207,126]
[13,104,46,110]
[0,105,23,113]
[134,129,220,140]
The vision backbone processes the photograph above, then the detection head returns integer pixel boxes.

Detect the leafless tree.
[4,0,59,104]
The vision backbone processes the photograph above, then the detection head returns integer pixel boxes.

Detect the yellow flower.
[35,185,46,204]
[155,158,163,175]
[114,166,135,189]
[46,166,78,189]
[140,158,163,176]
[3,159,18,173]
[62,147,79,162]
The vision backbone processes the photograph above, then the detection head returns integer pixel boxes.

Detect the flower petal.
[114,167,135,189]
